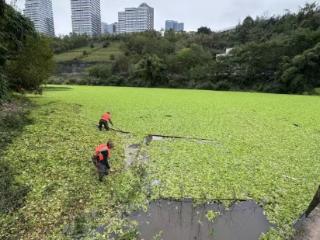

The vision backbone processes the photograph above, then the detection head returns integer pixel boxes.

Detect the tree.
[112,55,130,75]
[6,36,54,92]
[88,64,112,80]
[297,3,320,30]
[0,0,5,16]
[123,31,173,57]
[0,0,7,100]
[197,27,212,34]
[279,42,320,93]
[176,44,211,70]
[51,33,91,54]
[134,54,167,86]
[0,3,35,99]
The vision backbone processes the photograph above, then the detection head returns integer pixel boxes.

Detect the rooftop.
[139,3,151,8]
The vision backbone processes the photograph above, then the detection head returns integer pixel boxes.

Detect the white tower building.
[24,0,55,37]
[71,0,101,36]
[117,3,154,33]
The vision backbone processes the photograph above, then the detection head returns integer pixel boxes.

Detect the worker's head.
[107,112,111,115]
[107,140,114,149]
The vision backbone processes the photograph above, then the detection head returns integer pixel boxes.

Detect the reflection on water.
[129,199,271,240]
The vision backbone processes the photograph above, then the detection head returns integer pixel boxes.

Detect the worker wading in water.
[92,141,114,181]
[99,112,113,131]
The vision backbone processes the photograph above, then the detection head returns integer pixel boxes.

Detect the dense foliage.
[0,2,53,99]
[51,34,122,54]
[54,3,320,94]
[6,36,54,92]
[51,34,92,54]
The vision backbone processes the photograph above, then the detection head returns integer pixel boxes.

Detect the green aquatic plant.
[1,85,320,239]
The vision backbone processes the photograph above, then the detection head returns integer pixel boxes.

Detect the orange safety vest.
[95,144,111,161]
[101,113,111,121]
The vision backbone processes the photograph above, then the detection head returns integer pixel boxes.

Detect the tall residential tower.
[101,22,117,35]
[24,0,55,37]
[117,3,154,33]
[71,0,101,36]
[165,20,184,32]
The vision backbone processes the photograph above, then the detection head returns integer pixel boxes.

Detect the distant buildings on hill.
[117,3,154,34]
[165,20,184,32]
[102,3,155,35]
[22,1,186,36]
[101,22,117,35]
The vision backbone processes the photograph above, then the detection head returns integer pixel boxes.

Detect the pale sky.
[6,0,317,36]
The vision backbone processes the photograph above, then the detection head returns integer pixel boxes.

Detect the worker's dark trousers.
[97,159,110,181]
[99,119,110,131]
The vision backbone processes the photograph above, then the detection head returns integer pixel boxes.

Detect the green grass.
[53,42,122,63]
[53,50,83,62]
[83,42,122,62]
[1,85,320,239]
[53,46,98,62]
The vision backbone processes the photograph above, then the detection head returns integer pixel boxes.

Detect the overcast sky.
[6,0,316,36]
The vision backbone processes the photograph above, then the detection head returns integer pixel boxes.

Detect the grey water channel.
[129,199,271,240]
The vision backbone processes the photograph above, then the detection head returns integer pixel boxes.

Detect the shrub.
[112,55,130,75]
[88,64,112,80]
[102,42,110,48]
[195,81,214,90]
[6,35,54,92]
[214,80,232,90]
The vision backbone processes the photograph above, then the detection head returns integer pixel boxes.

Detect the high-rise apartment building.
[71,0,101,36]
[165,20,184,32]
[117,3,154,33]
[117,11,126,34]
[177,23,184,32]
[24,0,55,37]
[101,22,117,35]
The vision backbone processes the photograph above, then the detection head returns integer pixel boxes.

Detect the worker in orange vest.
[92,140,114,181]
[99,112,113,131]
